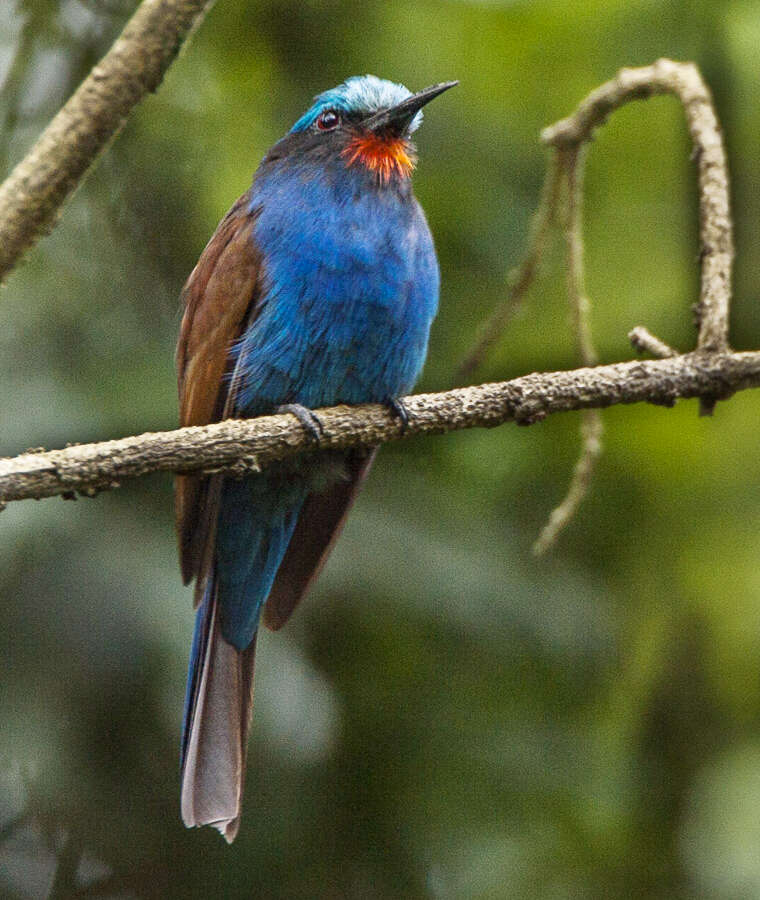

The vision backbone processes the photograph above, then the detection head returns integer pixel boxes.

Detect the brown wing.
[175,192,263,584]
[262,449,377,630]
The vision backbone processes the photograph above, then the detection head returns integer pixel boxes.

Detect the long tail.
[178,459,371,840]
[180,574,256,843]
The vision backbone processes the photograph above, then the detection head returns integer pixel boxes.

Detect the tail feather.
[181,577,257,843]
[179,461,371,839]
[264,450,376,630]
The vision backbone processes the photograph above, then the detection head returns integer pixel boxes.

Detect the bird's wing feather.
[177,191,263,838]
[262,449,377,630]
[175,192,262,584]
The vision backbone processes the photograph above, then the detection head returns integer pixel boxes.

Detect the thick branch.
[2,351,759,505]
[0,0,215,284]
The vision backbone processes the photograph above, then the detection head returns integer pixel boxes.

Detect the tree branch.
[629,326,678,359]
[453,59,735,550]
[0,0,215,284]
[533,144,603,554]
[2,351,759,505]
[542,58,733,355]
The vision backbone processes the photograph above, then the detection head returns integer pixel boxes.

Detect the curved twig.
[542,58,733,355]
[532,411,603,557]
[529,59,734,548]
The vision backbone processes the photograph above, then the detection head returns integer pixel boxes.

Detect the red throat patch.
[342,133,416,182]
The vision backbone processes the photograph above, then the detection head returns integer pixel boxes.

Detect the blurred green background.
[2,0,760,897]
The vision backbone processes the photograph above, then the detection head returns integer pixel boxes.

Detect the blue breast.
[232,156,439,415]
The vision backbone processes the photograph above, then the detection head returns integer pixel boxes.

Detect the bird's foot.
[384,397,411,434]
[276,404,325,443]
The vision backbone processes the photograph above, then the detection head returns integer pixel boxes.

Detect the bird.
[175,75,456,841]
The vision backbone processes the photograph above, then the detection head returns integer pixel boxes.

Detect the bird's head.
[266,76,457,183]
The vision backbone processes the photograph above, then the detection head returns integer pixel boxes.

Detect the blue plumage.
[289,75,425,134]
[238,161,438,411]
[176,75,455,840]
[211,121,439,653]
[215,477,306,648]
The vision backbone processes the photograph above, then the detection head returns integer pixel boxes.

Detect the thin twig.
[2,351,760,505]
[629,326,678,358]
[532,411,603,556]
[560,147,597,367]
[453,154,561,382]
[528,59,734,549]
[532,146,603,554]
[0,0,215,284]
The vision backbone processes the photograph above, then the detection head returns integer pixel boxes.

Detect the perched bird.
[176,75,456,841]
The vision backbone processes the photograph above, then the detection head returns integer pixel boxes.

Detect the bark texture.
[0,0,215,283]
[2,352,759,505]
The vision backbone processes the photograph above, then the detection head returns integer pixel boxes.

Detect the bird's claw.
[276,403,325,443]
[385,397,411,434]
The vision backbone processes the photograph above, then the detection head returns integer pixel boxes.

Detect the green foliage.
[2,0,760,896]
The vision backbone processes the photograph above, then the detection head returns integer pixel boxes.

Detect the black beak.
[364,80,458,136]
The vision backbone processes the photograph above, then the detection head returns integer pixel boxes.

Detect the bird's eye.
[316,109,340,131]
